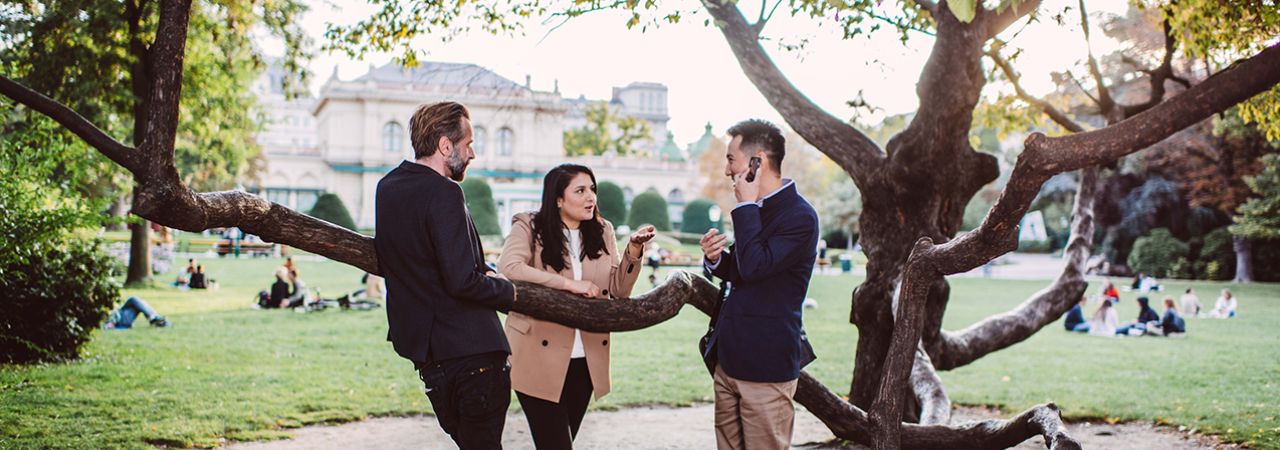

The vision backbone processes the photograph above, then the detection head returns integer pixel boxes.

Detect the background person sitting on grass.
[1116,296,1160,336]
[103,296,169,329]
[1063,295,1089,332]
[1152,297,1186,336]
[1209,288,1238,318]
[1180,288,1203,318]
[1087,299,1119,337]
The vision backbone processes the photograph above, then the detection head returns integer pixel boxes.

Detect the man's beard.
[446,150,469,182]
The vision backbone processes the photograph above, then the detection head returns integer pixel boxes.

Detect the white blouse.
[566,229,586,359]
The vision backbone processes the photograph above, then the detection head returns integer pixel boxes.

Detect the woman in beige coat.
[499,164,654,449]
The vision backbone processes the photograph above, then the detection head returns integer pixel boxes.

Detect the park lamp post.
[708,205,722,229]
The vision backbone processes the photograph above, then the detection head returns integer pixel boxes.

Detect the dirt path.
[220,404,1235,449]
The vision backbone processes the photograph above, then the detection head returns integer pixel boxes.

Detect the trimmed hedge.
[460,178,502,235]
[628,190,671,232]
[308,193,357,231]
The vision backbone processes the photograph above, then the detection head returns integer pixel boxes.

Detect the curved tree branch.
[909,344,951,425]
[927,166,1098,370]
[701,0,883,180]
[0,76,139,172]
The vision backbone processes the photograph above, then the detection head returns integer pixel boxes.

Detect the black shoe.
[150,316,170,327]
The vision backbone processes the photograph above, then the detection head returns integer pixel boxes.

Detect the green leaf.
[948,0,976,23]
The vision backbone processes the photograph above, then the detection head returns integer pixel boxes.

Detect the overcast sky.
[264,0,1129,145]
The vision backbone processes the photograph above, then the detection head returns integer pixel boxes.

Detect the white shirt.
[566,229,586,359]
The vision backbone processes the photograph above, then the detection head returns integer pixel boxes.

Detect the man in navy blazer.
[700,119,818,450]
[376,101,516,449]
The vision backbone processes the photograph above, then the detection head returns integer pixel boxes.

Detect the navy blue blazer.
[704,182,819,383]
[375,161,515,365]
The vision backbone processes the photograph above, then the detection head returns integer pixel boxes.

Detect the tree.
[680,198,721,234]
[1231,154,1280,241]
[627,190,671,232]
[0,0,308,286]
[563,103,652,157]
[307,193,357,232]
[597,181,628,227]
[460,178,502,235]
[4,0,1280,448]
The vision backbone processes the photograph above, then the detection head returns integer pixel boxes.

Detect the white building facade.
[251,62,704,234]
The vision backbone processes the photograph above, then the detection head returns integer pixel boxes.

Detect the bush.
[460,178,501,235]
[0,183,119,364]
[628,190,672,231]
[1196,228,1235,280]
[597,181,627,227]
[1127,228,1190,278]
[823,229,853,249]
[307,193,357,231]
[680,199,721,234]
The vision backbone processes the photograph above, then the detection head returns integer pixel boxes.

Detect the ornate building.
[251,62,709,233]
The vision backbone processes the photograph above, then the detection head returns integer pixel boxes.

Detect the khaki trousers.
[713,365,798,450]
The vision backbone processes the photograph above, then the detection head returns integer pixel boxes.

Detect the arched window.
[497,127,514,156]
[473,126,488,155]
[383,122,404,153]
[667,188,683,203]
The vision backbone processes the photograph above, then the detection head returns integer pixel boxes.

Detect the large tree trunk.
[125,211,152,286]
[1232,235,1254,283]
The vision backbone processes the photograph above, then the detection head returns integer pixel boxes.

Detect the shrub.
[1127,228,1190,278]
[1168,257,1195,280]
[1252,238,1280,282]
[307,193,357,231]
[0,182,119,364]
[628,190,672,231]
[597,181,627,227]
[1196,228,1235,280]
[680,199,720,234]
[460,178,501,235]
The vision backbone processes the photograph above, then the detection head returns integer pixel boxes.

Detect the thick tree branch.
[702,0,884,180]
[138,0,192,175]
[0,76,139,171]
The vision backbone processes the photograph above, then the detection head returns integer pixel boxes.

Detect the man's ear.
[437,135,453,156]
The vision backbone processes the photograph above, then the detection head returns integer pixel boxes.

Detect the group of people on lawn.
[1063,277,1240,338]
[375,101,818,450]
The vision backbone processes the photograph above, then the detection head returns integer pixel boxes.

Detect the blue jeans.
[109,297,158,329]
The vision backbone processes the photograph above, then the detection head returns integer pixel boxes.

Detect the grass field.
[1,255,1277,449]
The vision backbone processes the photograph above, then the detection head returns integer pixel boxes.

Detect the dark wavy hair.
[533,164,609,273]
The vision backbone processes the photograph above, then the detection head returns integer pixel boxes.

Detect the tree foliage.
[460,178,503,235]
[1231,153,1280,240]
[628,190,671,232]
[596,181,628,227]
[563,103,652,157]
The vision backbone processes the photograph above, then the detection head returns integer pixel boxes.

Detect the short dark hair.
[410,102,470,159]
[727,119,786,172]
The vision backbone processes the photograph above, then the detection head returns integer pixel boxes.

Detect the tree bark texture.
[3,0,1280,448]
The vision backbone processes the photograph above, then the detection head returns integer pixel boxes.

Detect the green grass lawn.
[2,257,1278,449]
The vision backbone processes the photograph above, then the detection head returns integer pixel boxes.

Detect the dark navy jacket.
[375,161,515,364]
[703,182,818,383]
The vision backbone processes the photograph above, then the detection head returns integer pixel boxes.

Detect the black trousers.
[516,358,594,450]
[417,351,511,450]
